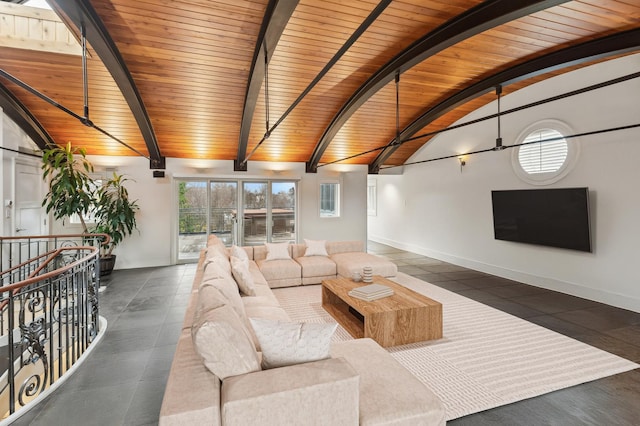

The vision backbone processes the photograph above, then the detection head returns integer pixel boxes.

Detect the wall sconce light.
[458,156,466,172]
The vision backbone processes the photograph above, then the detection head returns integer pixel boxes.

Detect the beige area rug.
[272,273,639,420]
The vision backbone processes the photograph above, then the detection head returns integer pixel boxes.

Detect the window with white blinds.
[518,129,568,174]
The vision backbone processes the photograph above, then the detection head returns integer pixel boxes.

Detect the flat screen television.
[491,187,592,252]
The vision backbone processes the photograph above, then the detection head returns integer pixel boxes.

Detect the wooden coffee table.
[322,275,442,347]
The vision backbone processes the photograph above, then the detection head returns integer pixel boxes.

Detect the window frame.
[319,180,341,218]
[511,119,580,186]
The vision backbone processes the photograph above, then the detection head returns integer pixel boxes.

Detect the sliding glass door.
[177,179,297,260]
[241,181,296,246]
[177,181,208,261]
[271,181,296,243]
[242,182,268,246]
[210,181,238,246]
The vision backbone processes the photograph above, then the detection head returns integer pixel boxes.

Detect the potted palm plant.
[41,142,139,275]
[92,172,139,275]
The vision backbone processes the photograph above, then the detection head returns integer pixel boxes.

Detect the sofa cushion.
[195,284,228,315]
[200,274,247,322]
[303,239,328,256]
[331,338,446,425]
[249,318,337,369]
[204,252,232,277]
[294,255,336,278]
[256,258,301,281]
[208,237,229,258]
[265,242,291,261]
[244,305,290,323]
[248,261,268,286]
[251,281,277,298]
[331,252,398,278]
[221,357,359,426]
[230,256,256,296]
[242,283,280,308]
[192,304,261,380]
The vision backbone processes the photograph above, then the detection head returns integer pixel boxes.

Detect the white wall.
[369,53,640,313]
[49,156,368,269]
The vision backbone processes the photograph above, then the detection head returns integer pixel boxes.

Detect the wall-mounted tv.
[491,187,592,252]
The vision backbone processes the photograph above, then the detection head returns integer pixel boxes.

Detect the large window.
[320,182,340,217]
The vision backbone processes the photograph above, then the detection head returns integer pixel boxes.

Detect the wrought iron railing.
[0,235,107,420]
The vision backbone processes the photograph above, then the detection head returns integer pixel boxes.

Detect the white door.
[15,162,46,236]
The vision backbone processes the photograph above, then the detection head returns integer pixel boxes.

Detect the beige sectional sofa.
[159,236,445,425]
[251,239,398,288]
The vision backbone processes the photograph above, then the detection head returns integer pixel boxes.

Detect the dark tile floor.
[13,264,197,426]
[13,242,640,425]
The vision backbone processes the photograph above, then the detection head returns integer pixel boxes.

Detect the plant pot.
[100,255,116,276]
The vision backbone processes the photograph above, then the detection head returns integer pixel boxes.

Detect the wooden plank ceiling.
[1,0,639,170]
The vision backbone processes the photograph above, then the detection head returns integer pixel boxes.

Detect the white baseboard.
[369,234,640,314]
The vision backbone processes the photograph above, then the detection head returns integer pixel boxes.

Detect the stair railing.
[0,234,108,419]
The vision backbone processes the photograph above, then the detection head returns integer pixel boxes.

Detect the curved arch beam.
[306,0,570,173]
[0,82,54,150]
[369,28,640,173]
[50,0,164,168]
[235,0,299,172]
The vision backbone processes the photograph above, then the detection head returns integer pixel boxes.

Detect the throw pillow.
[231,245,249,262]
[192,305,261,379]
[304,239,328,257]
[265,242,291,261]
[249,318,337,369]
[230,256,256,296]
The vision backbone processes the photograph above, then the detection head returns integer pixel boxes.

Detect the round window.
[512,120,579,185]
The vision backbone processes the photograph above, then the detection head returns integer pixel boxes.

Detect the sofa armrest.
[159,332,222,426]
[221,357,359,426]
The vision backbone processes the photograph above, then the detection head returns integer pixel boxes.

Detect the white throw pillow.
[192,305,261,379]
[265,242,291,261]
[230,256,256,296]
[249,318,337,369]
[304,239,328,257]
[231,245,249,262]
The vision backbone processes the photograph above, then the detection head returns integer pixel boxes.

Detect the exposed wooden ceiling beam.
[0,82,54,150]
[306,0,571,173]
[369,29,640,173]
[235,0,299,172]
[49,0,164,168]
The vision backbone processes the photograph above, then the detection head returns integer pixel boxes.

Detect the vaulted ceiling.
[1,0,639,173]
